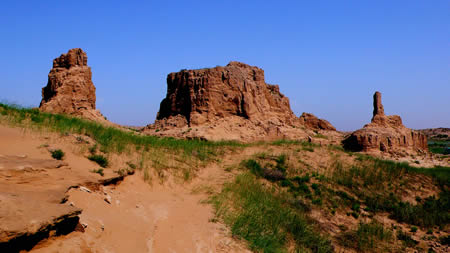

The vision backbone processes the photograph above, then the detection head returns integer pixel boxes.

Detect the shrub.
[50,149,65,160]
[88,154,109,168]
[242,159,262,175]
[91,168,104,176]
[275,154,287,172]
[312,198,322,205]
[397,230,418,247]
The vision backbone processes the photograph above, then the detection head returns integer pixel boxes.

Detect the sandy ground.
[0,125,250,253]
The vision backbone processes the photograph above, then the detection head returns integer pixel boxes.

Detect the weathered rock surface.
[344,92,427,154]
[39,48,105,122]
[299,112,336,131]
[0,125,126,252]
[157,61,296,125]
[145,62,339,142]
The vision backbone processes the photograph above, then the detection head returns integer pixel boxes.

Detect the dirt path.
[31,162,251,253]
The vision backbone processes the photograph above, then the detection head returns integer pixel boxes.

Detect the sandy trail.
[32,164,249,253]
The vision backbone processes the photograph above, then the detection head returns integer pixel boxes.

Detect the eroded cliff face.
[145,62,339,142]
[344,92,427,154]
[39,48,105,121]
[157,61,296,126]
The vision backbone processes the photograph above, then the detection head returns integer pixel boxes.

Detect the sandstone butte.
[343,91,428,155]
[39,48,106,122]
[144,61,338,142]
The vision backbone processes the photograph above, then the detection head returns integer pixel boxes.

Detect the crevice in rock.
[0,212,81,253]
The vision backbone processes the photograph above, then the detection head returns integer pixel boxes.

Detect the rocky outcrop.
[156,61,297,126]
[299,112,336,131]
[145,62,340,142]
[39,48,105,121]
[344,92,427,154]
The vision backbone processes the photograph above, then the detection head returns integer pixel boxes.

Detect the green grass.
[428,140,450,154]
[210,173,333,253]
[91,168,104,176]
[365,191,450,228]
[332,155,450,228]
[336,155,450,189]
[50,149,65,160]
[88,154,109,168]
[339,221,392,252]
[0,103,243,161]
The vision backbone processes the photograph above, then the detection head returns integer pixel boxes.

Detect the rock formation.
[156,61,297,126]
[299,112,336,131]
[343,92,427,154]
[145,61,340,142]
[39,48,105,121]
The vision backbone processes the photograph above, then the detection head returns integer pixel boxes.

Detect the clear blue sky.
[1,0,449,131]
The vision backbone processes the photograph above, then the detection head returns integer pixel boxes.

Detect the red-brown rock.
[344,92,427,154]
[157,61,296,125]
[145,61,341,142]
[299,112,336,131]
[39,48,105,121]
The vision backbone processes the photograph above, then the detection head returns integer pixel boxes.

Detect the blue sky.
[1,0,449,130]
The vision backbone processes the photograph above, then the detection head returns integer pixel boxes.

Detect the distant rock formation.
[156,61,297,126]
[145,62,339,142]
[39,48,105,121]
[299,112,336,131]
[344,92,427,154]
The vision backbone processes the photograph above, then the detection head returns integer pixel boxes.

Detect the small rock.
[101,224,105,231]
[69,202,75,206]
[17,154,27,158]
[79,186,92,193]
[104,195,112,204]
[82,223,88,228]
[115,200,120,205]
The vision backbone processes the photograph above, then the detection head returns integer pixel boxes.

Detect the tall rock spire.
[372,91,384,119]
[39,48,105,122]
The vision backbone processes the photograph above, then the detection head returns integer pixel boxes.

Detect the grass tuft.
[88,154,109,168]
[340,221,392,252]
[50,149,65,160]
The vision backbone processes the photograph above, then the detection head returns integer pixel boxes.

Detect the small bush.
[275,154,287,172]
[312,198,322,205]
[397,230,418,247]
[50,149,65,160]
[243,159,262,175]
[410,226,418,233]
[88,154,109,168]
[91,168,104,176]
